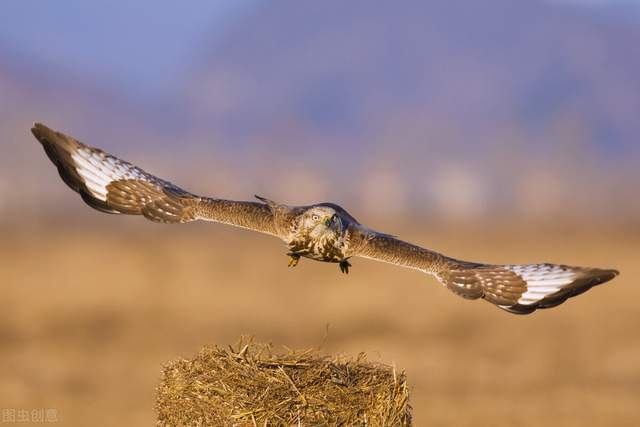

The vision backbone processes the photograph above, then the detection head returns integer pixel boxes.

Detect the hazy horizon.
[2,0,639,224]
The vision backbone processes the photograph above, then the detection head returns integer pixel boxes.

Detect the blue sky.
[1,0,636,98]
[0,1,258,94]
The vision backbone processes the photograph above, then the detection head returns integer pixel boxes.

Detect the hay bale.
[156,340,411,426]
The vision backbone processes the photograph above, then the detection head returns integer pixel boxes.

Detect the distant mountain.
[189,0,640,155]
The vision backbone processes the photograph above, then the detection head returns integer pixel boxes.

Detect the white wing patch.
[504,264,577,305]
[70,148,147,201]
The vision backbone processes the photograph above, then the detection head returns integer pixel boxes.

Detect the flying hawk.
[31,123,619,314]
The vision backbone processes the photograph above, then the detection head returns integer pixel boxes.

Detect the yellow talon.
[288,255,300,268]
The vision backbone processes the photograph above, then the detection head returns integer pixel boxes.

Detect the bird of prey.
[31,123,619,314]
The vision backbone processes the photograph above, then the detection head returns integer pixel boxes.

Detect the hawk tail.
[439,262,618,314]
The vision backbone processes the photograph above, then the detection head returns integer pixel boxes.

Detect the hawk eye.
[312,215,320,221]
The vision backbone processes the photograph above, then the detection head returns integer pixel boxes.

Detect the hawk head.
[298,206,344,239]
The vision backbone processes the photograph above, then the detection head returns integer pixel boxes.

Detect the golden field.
[1,219,639,426]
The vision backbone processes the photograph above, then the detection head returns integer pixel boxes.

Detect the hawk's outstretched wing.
[349,228,618,314]
[31,123,279,236]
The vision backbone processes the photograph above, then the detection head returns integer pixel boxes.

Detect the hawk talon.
[287,253,301,268]
[339,260,351,274]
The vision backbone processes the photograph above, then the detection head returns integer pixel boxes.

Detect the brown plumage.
[31,123,619,314]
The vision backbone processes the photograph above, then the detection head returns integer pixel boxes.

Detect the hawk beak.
[325,214,341,232]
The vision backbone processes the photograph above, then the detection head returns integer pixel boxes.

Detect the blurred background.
[1,1,639,425]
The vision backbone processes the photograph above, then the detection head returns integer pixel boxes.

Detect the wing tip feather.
[498,265,619,315]
[31,122,54,142]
